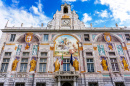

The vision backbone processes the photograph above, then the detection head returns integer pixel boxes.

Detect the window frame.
[84,34,90,41]
[22,52,30,57]
[9,34,16,42]
[86,58,95,73]
[110,58,119,72]
[43,34,49,42]
[38,58,47,73]
[63,59,70,71]
[19,58,28,72]
[0,58,10,72]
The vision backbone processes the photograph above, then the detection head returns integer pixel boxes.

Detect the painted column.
[78,42,84,72]
[50,43,54,73]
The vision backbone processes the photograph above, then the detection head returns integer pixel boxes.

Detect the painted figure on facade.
[12,59,19,71]
[25,32,33,50]
[54,59,60,72]
[30,58,36,72]
[108,44,113,50]
[122,58,129,71]
[73,59,79,71]
[101,58,108,71]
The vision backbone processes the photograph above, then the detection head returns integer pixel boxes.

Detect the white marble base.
[29,71,35,74]
[11,71,17,74]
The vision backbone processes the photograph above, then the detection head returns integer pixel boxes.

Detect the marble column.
[58,76,61,86]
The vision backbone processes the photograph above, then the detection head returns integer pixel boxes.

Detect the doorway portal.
[62,82,72,86]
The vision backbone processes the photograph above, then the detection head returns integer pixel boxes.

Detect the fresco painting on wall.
[54,35,78,56]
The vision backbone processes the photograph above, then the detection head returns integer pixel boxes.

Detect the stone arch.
[94,33,123,43]
[16,33,40,43]
[63,6,68,13]
[62,82,72,86]
[52,34,81,42]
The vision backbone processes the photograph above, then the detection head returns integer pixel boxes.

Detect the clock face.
[61,19,70,26]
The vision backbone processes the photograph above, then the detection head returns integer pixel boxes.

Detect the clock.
[61,19,70,26]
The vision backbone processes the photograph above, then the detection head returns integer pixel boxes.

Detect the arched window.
[64,6,68,13]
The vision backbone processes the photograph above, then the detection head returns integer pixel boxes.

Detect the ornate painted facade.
[0,3,130,86]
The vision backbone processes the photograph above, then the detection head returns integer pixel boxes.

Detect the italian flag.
[61,54,63,65]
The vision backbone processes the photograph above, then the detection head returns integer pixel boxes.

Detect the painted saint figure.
[54,59,60,72]
[73,59,79,71]
[12,59,19,71]
[122,58,129,71]
[30,58,36,72]
[101,58,108,71]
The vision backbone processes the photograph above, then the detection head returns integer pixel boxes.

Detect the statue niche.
[101,58,108,71]
[30,58,36,72]
[122,58,129,71]
[54,59,60,72]
[12,59,19,71]
[73,59,79,71]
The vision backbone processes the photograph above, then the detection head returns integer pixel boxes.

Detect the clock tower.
[47,3,86,30]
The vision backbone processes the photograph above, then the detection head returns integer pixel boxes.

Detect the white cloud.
[95,10,109,18]
[62,0,76,2]
[82,13,92,26]
[100,10,108,18]
[0,0,51,38]
[94,19,106,25]
[95,0,130,25]
[81,0,88,2]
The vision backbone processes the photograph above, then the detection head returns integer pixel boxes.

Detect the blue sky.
[0,0,130,29]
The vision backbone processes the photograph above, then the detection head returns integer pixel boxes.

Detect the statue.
[122,58,129,71]
[54,59,60,72]
[12,59,19,71]
[73,59,79,71]
[108,44,113,50]
[25,44,29,50]
[101,58,108,71]
[30,58,36,72]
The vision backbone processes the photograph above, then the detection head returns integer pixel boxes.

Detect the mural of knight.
[0,3,130,86]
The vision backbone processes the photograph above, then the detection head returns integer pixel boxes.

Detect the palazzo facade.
[0,3,130,86]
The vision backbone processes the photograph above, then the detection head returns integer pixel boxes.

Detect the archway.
[62,82,71,86]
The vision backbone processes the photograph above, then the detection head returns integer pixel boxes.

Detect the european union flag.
[70,54,73,66]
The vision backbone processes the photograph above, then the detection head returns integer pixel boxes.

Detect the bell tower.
[61,3,71,14]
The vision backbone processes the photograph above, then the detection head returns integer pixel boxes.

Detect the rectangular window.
[20,58,28,72]
[1,58,10,72]
[36,83,46,86]
[88,82,98,86]
[39,58,47,72]
[84,34,90,41]
[15,83,25,86]
[63,59,70,71]
[125,34,130,41]
[87,59,94,72]
[43,34,49,41]
[86,52,93,56]
[10,34,16,42]
[41,52,47,56]
[5,52,11,56]
[115,82,125,86]
[23,52,29,56]
[109,52,115,56]
[110,58,119,72]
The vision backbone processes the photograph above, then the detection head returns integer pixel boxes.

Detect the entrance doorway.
[62,82,72,86]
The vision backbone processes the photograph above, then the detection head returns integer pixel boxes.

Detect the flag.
[61,54,63,65]
[70,54,73,66]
